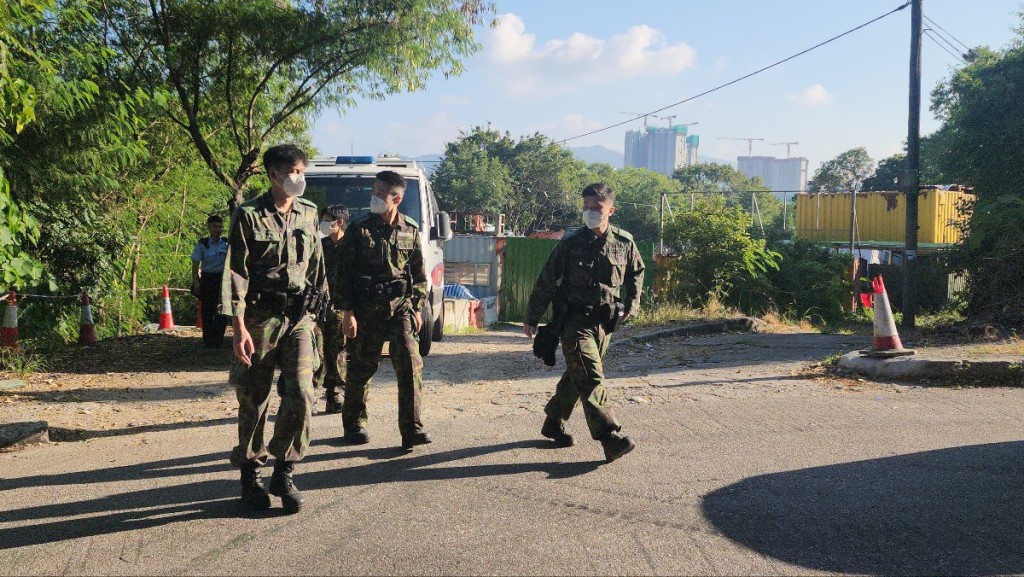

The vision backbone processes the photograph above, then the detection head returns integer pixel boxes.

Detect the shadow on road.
[702,441,1024,576]
[0,440,599,549]
[48,416,236,442]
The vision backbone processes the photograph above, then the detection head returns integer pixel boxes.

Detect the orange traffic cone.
[78,292,97,345]
[860,275,915,358]
[196,299,204,329]
[1,291,19,350]
[158,285,175,330]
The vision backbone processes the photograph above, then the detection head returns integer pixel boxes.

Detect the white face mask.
[276,172,306,197]
[369,196,388,214]
[583,209,604,230]
[319,221,335,236]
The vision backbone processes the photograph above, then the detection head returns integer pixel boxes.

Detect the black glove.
[532,324,559,367]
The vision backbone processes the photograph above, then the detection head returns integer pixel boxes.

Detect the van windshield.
[305,175,422,224]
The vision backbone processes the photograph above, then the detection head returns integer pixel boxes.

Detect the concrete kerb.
[839,352,1024,386]
[614,316,768,348]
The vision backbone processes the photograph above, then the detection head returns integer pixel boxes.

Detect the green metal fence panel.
[500,237,658,323]
[501,238,558,323]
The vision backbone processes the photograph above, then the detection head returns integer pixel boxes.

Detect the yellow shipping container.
[794,189,972,244]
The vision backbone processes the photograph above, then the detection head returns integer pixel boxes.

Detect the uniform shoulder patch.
[402,214,419,229]
[611,226,634,242]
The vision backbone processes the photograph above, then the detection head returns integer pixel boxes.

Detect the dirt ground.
[1,320,1018,447]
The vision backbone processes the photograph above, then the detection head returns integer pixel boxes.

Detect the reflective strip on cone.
[1,291,19,350]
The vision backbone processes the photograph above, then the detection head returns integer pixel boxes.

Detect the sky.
[310,0,1023,171]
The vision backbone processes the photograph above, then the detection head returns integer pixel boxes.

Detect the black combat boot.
[325,391,343,414]
[239,466,271,512]
[401,430,433,451]
[541,417,574,447]
[600,431,636,463]
[343,427,370,444]
[268,461,305,514]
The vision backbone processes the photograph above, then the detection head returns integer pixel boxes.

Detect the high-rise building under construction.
[736,156,809,197]
[624,126,699,177]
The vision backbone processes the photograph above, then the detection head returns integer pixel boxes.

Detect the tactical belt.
[246,291,301,313]
[359,277,409,300]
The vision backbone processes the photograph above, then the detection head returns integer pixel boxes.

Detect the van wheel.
[418,302,432,357]
[433,300,445,341]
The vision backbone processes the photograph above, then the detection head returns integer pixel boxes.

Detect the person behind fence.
[523,182,646,463]
[191,214,229,348]
[316,203,350,414]
[335,170,431,451]
[220,143,327,514]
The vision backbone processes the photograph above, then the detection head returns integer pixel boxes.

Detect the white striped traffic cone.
[1,291,18,350]
[860,275,915,358]
[158,285,175,330]
[78,292,97,345]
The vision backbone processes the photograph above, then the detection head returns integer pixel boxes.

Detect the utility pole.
[659,191,665,256]
[903,0,922,328]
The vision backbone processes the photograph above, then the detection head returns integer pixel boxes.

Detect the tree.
[807,147,875,192]
[673,162,784,237]
[432,127,585,234]
[661,196,781,308]
[928,40,1024,326]
[101,0,494,207]
[861,153,903,191]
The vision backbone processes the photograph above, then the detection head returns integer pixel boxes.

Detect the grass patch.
[0,348,47,376]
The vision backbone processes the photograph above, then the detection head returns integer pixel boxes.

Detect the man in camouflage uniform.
[336,170,432,451]
[524,182,645,463]
[221,144,327,514]
[315,204,350,414]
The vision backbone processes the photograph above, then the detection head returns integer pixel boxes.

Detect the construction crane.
[719,137,765,157]
[658,116,699,131]
[621,111,657,131]
[769,141,799,157]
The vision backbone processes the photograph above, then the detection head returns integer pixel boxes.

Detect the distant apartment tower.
[737,156,809,196]
[624,126,699,177]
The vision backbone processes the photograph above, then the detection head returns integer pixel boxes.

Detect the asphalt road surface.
[2,327,1023,575]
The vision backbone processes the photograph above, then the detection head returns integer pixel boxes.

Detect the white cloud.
[790,84,832,106]
[380,112,457,156]
[485,13,697,97]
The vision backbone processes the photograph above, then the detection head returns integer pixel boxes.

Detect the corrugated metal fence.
[500,237,655,323]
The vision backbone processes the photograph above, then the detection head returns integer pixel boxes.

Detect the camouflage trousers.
[544,312,621,440]
[229,307,319,468]
[313,313,347,395]
[343,305,424,437]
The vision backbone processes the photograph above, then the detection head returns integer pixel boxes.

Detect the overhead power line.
[923,14,971,52]
[924,29,967,64]
[557,2,911,145]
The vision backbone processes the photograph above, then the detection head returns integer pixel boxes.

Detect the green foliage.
[761,238,852,324]
[673,162,785,237]
[0,170,51,290]
[928,36,1024,327]
[432,126,586,234]
[661,196,781,308]
[101,0,495,205]
[861,153,903,192]
[808,147,875,192]
[0,347,47,375]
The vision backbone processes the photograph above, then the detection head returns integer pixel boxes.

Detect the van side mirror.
[433,211,453,241]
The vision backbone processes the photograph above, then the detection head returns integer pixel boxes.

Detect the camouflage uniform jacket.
[525,225,645,326]
[322,236,345,309]
[333,212,427,313]
[220,191,327,317]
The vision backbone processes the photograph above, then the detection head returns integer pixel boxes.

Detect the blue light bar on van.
[335,156,375,165]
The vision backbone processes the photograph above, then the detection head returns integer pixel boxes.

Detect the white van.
[304,155,452,356]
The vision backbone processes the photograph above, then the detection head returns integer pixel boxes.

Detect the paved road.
[2,328,1023,575]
